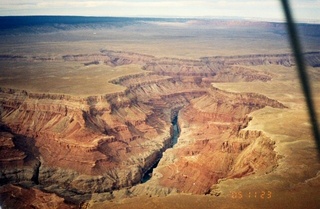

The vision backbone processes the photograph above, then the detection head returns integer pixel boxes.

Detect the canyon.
[1,49,319,207]
[1,17,320,209]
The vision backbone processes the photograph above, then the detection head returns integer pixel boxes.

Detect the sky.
[0,0,319,22]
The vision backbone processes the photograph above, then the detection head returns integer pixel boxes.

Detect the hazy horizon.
[1,0,320,23]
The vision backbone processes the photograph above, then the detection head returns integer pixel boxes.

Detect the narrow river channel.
[141,115,180,183]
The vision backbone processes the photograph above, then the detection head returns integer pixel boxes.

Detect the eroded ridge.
[0,50,290,203]
[152,87,285,195]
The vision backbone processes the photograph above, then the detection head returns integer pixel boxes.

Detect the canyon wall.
[151,87,285,195]
[0,86,174,202]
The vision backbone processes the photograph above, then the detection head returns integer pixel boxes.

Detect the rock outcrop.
[2,50,320,68]
[0,184,75,209]
[0,130,39,184]
[145,86,284,195]
[0,87,174,202]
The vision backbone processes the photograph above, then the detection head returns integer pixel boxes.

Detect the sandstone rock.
[0,184,75,209]
[151,86,285,195]
[0,130,40,184]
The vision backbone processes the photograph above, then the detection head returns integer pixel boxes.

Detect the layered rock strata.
[1,50,320,68]
[0,87,174,202]
[152,87,285,194]
[0,184,75,209]
[0,50,295,203]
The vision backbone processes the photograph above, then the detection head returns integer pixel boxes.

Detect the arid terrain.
[0,17,319,209]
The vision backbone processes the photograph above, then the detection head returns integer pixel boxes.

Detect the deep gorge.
[1,49,317,205]
[141,114,180,183]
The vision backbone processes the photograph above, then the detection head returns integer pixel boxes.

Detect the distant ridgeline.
[0,15,319,37]
[0,16,187,31]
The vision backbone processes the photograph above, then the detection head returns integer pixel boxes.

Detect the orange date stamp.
[230,191,272,199]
